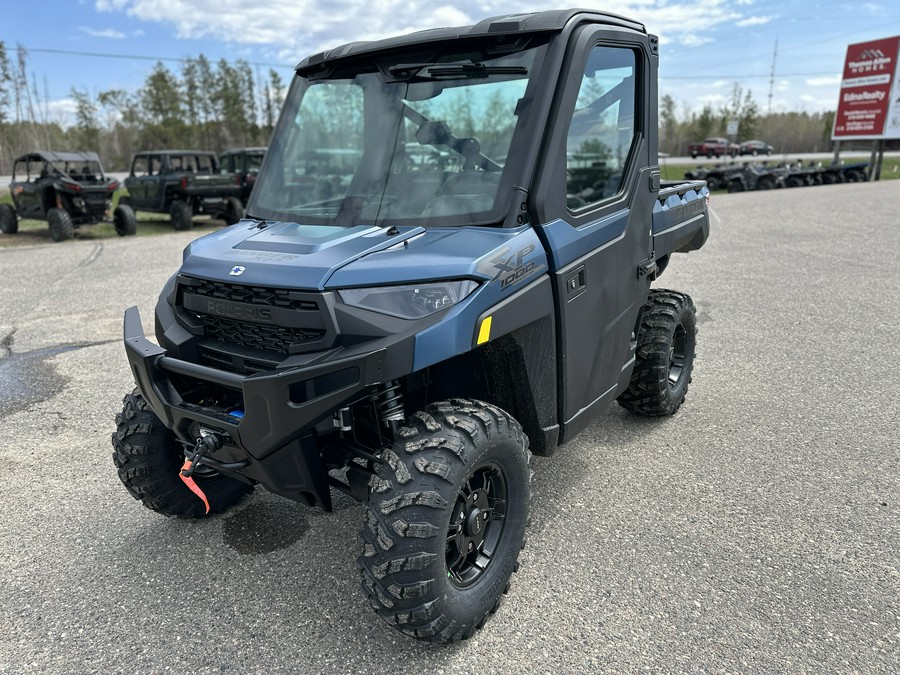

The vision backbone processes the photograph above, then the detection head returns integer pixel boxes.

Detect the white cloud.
[94,1,743,57]
[861,2,888,16]
[736,15,773,27]
[776,79,790,92]
[697,93,725,104]
[806,75,841,87]
[680,34,713,47]
[78,26,127,39]
[45,98,78,126]
[799,93,837,110]
[735,0,754,5]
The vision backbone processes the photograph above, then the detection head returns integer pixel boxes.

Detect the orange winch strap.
[179,460,211,514]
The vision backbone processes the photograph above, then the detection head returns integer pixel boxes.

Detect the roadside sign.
[726,119,739,136]
[832,35,900,139]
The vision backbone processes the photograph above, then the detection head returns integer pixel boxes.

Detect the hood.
[180,219,545,291]
[180,220,426,289]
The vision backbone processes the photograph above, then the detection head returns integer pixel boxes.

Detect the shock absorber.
[377,380,405,429]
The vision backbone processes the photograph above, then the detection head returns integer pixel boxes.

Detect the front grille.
[184,279,318,311]
[178,277,330,375]
[201,314,324,353]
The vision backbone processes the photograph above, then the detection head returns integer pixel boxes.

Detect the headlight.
[338,280,479,319]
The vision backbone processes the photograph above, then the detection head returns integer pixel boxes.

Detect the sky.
[2,0,900,126]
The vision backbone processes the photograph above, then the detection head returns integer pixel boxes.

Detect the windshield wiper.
[388,62,527,80]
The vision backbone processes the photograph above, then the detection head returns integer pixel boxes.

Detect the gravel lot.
[1,182,898,673]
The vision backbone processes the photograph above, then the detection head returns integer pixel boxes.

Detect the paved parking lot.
[1,182,898,672]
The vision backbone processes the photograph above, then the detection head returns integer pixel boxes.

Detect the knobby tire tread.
[357,398,530,643]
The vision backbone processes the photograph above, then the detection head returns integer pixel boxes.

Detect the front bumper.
[124,306,388,509]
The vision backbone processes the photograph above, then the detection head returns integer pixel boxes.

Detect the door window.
[565,47,637,211]
[133,156,150,176]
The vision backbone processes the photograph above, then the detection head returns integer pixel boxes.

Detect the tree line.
[660,83,837,156]
[0,42,843,174]
[0,41,286,173]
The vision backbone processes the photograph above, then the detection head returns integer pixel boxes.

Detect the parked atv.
[726,163,785,192]
[121,151,244,230]
[684,164,742,191]
[113,9,711,643]
[1,151,135,242]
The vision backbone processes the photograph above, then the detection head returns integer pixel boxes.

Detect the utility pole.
[767,38,778,115]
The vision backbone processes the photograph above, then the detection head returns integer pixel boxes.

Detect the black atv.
[726,163,786,192]
[1,151,136,242]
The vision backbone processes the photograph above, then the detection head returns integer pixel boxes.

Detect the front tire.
[358,399,531,643]
[48,208,74,242]
[0,203,17,234]
[113,203,137,236]
[618,290,697,416]
[111,390,253,518]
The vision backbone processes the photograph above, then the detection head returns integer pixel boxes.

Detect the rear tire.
[112,390,253,518]
[113,204,137,236]
[48,208,74,242]
[0,203,17,234]
[358,399,531,643]
[618,289,697,416]
[169,200,193,231]
[221,196,244,225]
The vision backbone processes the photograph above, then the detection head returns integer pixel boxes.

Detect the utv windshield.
[248,37,548,227]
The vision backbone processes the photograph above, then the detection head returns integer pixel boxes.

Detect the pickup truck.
[112,8,711,643]
[688,137,738,158]
[121,150,244,230]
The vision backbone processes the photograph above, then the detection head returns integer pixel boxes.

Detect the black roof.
[220,147,267,155]
[134,149,218,157]
[296,9,646,72]
[15,151,101,164]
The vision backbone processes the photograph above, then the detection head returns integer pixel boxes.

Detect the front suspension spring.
[377,380,404,427]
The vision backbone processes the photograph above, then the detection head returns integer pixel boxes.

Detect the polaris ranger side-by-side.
[121,151,245,230]
[113,9,710,643]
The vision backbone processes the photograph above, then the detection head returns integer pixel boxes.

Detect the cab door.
[530,27,659,443]
[127,155,149,207]
[11,158,47,218]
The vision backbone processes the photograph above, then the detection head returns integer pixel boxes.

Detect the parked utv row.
[2,147,266,242]
[685,160,869,193]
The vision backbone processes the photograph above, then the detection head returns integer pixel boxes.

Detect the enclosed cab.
[113,9,710,643]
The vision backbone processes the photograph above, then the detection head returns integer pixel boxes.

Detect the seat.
[421,169,499,217]
[422,193,493,217]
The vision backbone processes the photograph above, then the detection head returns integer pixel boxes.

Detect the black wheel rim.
[446,463,508,588]
[668,322,687,388]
